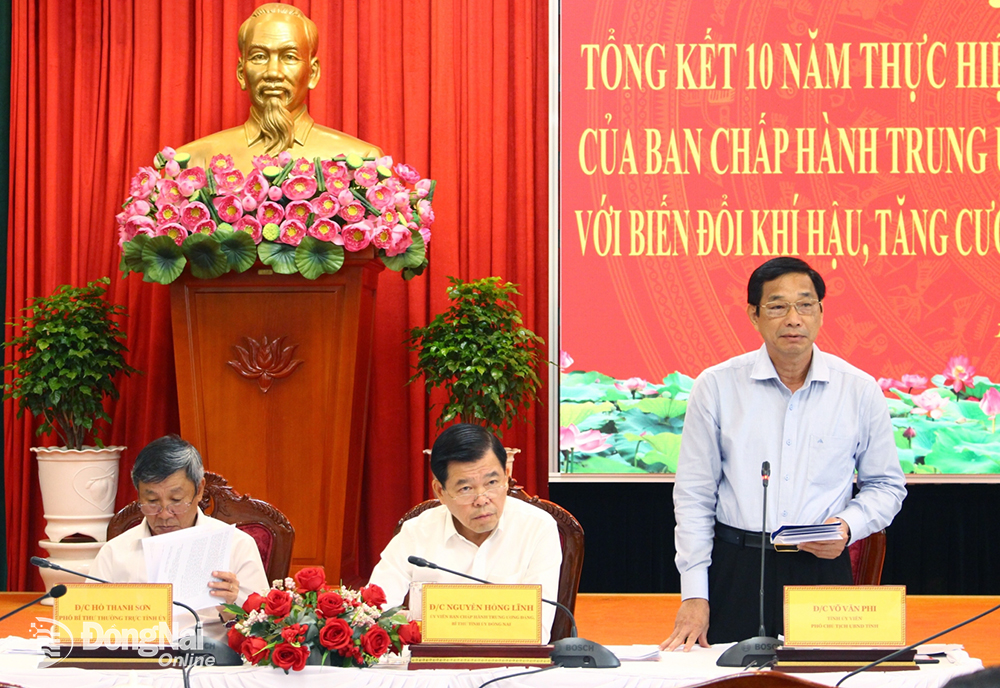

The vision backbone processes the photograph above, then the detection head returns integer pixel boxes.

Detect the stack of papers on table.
[771,523,842,548]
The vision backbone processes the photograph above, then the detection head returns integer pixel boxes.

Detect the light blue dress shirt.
[673,344,906,601]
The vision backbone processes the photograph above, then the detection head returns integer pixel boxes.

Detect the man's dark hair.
[430,424,506,485]
[131,435,205,489]
[747,257,826,310]
[942,667,1000,688]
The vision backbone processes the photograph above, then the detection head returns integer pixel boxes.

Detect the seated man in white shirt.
[92,435,269,639]
[369,423,563,643]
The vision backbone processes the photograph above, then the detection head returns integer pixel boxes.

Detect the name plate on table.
[53,583,173,644]
[784,585,906,647]
[421,584,542,644]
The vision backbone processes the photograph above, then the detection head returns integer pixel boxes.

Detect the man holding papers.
[369,424,562,643]
[92,436,269,637]
[662,258,906,650]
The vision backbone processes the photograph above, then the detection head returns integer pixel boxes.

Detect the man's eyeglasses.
[445,481,506,505]
[760,299,821,319]
[139,500,194,516]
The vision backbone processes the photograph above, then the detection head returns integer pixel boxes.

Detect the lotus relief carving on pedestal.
[228,335,304,393]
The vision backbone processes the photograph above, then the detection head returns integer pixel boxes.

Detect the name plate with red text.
[421,584,542,645]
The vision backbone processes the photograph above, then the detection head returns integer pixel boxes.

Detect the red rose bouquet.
[224,567,421,671]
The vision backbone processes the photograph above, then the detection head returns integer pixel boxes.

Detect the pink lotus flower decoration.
[215,168,245,195]
[900,374,927,391]
[243,170,269,203]
[214,196,243,224]
[252,154,279,170]
[281,175,317,201]
[980,388,1000,435]
[353,163,379,188]
[943,356,976,394]
[393,163,420,184]
[341,221,374,251]
[180,202,211,230]
[155,179,183,207]
[279,219,308,246]
[177,167,207,191]
[559,351,573,372]
[209,154,235,174]
[291,157,315,176]
[285,200,312,224]
[257,201,284,226]
[911,389,946,420]
[309,219,340,242]
[312,192,339,219]
[129,166,159,200]
[383,226,413,257]
[233,216,262,243]
[157,222,189,246]
[560,425,612,454]
[878,378,903,392]
[614,377,654,395]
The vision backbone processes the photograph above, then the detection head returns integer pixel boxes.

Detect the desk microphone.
[407,555,620,668]
[835,600,1000,685]
[716,461,782,667]
[0,585,67,622]
[30,556,241,666]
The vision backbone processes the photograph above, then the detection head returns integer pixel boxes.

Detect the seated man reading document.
[92,436,269,639]
[662,257,907,651]
[369,424,563,643]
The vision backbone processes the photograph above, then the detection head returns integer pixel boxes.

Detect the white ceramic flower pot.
[34,446,125,543]
[36,538,106,605]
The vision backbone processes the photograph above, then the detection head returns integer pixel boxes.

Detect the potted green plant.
[407,276,545,472]
[3,277,138,588]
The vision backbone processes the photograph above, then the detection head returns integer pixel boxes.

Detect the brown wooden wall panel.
[170,252,381,581]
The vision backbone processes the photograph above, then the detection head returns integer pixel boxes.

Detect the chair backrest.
[393,483,585,642]
[848,529,886,585]
[687,672,826,688]
[107,471,295,583]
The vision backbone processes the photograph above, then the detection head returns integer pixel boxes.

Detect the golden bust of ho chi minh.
[177,3,382,170]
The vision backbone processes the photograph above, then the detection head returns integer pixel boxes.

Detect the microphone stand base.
[550,637,621,668]
[716,635,781,667]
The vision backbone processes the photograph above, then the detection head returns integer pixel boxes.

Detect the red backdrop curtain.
[4,0,549,591]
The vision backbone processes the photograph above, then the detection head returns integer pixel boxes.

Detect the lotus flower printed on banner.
[224,568,420,671]
[117,148,434,283]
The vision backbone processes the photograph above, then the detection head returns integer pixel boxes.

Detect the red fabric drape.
[5,0,549,591]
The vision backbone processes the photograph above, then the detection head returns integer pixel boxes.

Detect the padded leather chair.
[106,471,295,583]
[393,482,585,641]
[848,529,886,585]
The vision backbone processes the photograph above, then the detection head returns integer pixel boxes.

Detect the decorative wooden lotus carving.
[228,335,304,393]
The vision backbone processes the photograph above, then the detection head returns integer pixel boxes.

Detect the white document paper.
[142,524,234,610]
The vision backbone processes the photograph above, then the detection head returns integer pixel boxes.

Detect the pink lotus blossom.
[209,154,235,174]
[339,199,367,223]
[341,221,373,251]
[365,184,394,210]
[943,355,976,394]
[282,175,317,201]
[419,226,431,246]
[322,160,349,182]
[155,179,183,207]
[192,219,215,235]
[157,222,188,246]
[415,179,433,198]
[277,151,292,167]
[241,195,258,212]
[177,167,207,192]
[375,155,394,168]
[155,204,181,225]
[371,222,393,249]
[257,201,284,226]
[244,171,269,203]
[122,215,155,242]
[417,199,435,226]
[384,226,413,257]
[312,192,339,218]
[326,177,351,196]
[393,163,420,184]
[124,199,151,218]
[878,378,903,392]
[213,195,243,224]
[911,389,946,420]
[267,185,284,201]
[285,200,312,224]
[160,146,176,161]
[279,219,308,246]
[353,163,379,188]
[383,176,404,194]
[233,216,263,243]
[559,351,574,372]
[129,166,159,200]
[614,377,654,395]
[902,427,917,440]
[164,160,181,178]
[291,158,315,176]
[252,154,279,170]
[215,168,245,195]
[980,387,1000,418]
[180,202,211,230]
[900,374,927,391]
[560,425,612,453]
[309,219,341,242]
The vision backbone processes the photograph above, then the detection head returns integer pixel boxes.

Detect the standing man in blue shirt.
[661,257,906,650]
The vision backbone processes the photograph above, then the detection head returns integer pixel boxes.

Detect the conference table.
[0,593,994,687]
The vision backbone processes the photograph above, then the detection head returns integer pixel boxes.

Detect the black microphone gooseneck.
[716,461,782,667]
[835,600,1000,685]
[29,557,241,666]
[407,555,619,668]
[0,585,67,622]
